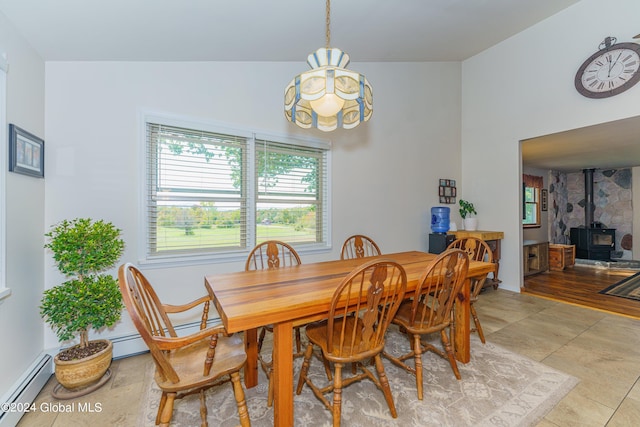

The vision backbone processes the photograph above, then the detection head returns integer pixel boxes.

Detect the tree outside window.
[144,118,330,261]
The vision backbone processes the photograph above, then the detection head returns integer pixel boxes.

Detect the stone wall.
[548,169,632,259]
[548,171,569,244]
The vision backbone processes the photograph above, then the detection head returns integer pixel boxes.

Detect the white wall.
[461,0,640,291]
[0,12,45,397]
[44,61,462,347]
[634,167,640,259]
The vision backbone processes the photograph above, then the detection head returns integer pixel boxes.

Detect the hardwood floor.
[522,264,640,319]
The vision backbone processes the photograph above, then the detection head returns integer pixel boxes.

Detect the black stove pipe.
[584,168,595,228]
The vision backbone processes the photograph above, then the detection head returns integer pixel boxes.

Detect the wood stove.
[569,169,616,260]
[570,227,615,261]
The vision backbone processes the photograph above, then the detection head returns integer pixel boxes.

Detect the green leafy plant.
[459,199,477,219]
[40,218,125,348]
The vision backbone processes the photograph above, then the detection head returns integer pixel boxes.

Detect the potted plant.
[459,199,478,231]
[40,218,125,396]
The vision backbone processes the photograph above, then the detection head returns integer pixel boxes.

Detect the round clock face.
[575,42,640,98]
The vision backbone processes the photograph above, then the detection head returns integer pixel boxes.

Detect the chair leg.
[157,391,176,427]
[374,354,397,418]
[412,334,424,400]
[156,392,167,425]
[199,389,208,427]
[230,371,251,427]
[440,329,461,380]
[470,303,486,343]
[295,327,302,355]
[267,366,274,407]
[296,344,314,394]
[332,363,343,427]
[257,327,267,352]
[449,310,456,350]
[323,357,333,381]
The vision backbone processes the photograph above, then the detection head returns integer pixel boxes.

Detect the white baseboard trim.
[0,353,53,427]
[110,317,221,359]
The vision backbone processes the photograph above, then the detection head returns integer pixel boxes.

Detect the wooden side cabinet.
[523,241,549,276]
[549,244,575,271]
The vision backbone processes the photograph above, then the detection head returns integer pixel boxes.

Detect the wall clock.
[575,36,640,99]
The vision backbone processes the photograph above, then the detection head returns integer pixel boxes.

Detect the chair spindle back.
[327,259,407,359]
[118,263,214,383]
[340,234,382,260]
[409,249,469,328]
[245,240,301,271]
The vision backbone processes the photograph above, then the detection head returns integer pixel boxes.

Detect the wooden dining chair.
[382,249,469,400]
[447,237,493,343]
[245,239,302,271]
[245,240,302,407]
[118,263,250,427]
[296,259,407,427]
[340,234,382,259]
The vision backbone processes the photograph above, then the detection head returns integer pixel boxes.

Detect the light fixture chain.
[284,0,372,131]
[325,0,331,48]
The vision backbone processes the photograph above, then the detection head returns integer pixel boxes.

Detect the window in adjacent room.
[522,174,543,228]
[142,114,331,264]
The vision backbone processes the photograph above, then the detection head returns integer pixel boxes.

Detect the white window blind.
[143,117,330,263]
[146,123,248,256]
[255,137,328,244]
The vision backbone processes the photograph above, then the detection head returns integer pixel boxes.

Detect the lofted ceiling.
[0,0,580,62]
[1,0,638,172]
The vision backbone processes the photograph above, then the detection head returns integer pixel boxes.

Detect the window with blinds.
[255,138,327,244]
[144,117,330,261]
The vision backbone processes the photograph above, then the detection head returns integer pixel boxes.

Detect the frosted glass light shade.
[309,93,345,117]
[285,47,373,132]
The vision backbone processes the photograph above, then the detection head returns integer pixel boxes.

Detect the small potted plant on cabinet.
[459,199,478,231]
[40,218,125,398]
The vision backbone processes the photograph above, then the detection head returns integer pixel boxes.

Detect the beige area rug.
[139,326,578,426]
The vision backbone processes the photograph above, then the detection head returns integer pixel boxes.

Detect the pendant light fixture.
[284,0,373,132]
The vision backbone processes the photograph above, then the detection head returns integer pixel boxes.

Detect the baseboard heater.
[0,354,52,427]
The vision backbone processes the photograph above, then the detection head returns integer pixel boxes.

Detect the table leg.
[273,321,294,427]
[243,328,258,388]
[453,277,471,363]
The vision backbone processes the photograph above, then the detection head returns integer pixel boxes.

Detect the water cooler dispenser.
[429,207,455,254]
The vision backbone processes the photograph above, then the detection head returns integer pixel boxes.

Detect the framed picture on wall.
[438,179,457,204]
[541,189,548,211]
[9,124,45,178]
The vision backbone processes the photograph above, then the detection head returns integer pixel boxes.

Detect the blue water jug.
[431,207,450,233]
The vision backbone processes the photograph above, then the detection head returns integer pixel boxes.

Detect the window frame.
[0,55,9,300]
[139,112,332,267]
[522,174,543,229]
[522,185,541,228]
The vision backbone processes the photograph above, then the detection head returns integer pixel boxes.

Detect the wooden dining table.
[206,250,496,427]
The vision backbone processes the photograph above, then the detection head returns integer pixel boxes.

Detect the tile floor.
[16,288,640,426]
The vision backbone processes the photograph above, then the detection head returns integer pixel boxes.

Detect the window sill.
[139,244,332,269]
[0,287,11,301]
